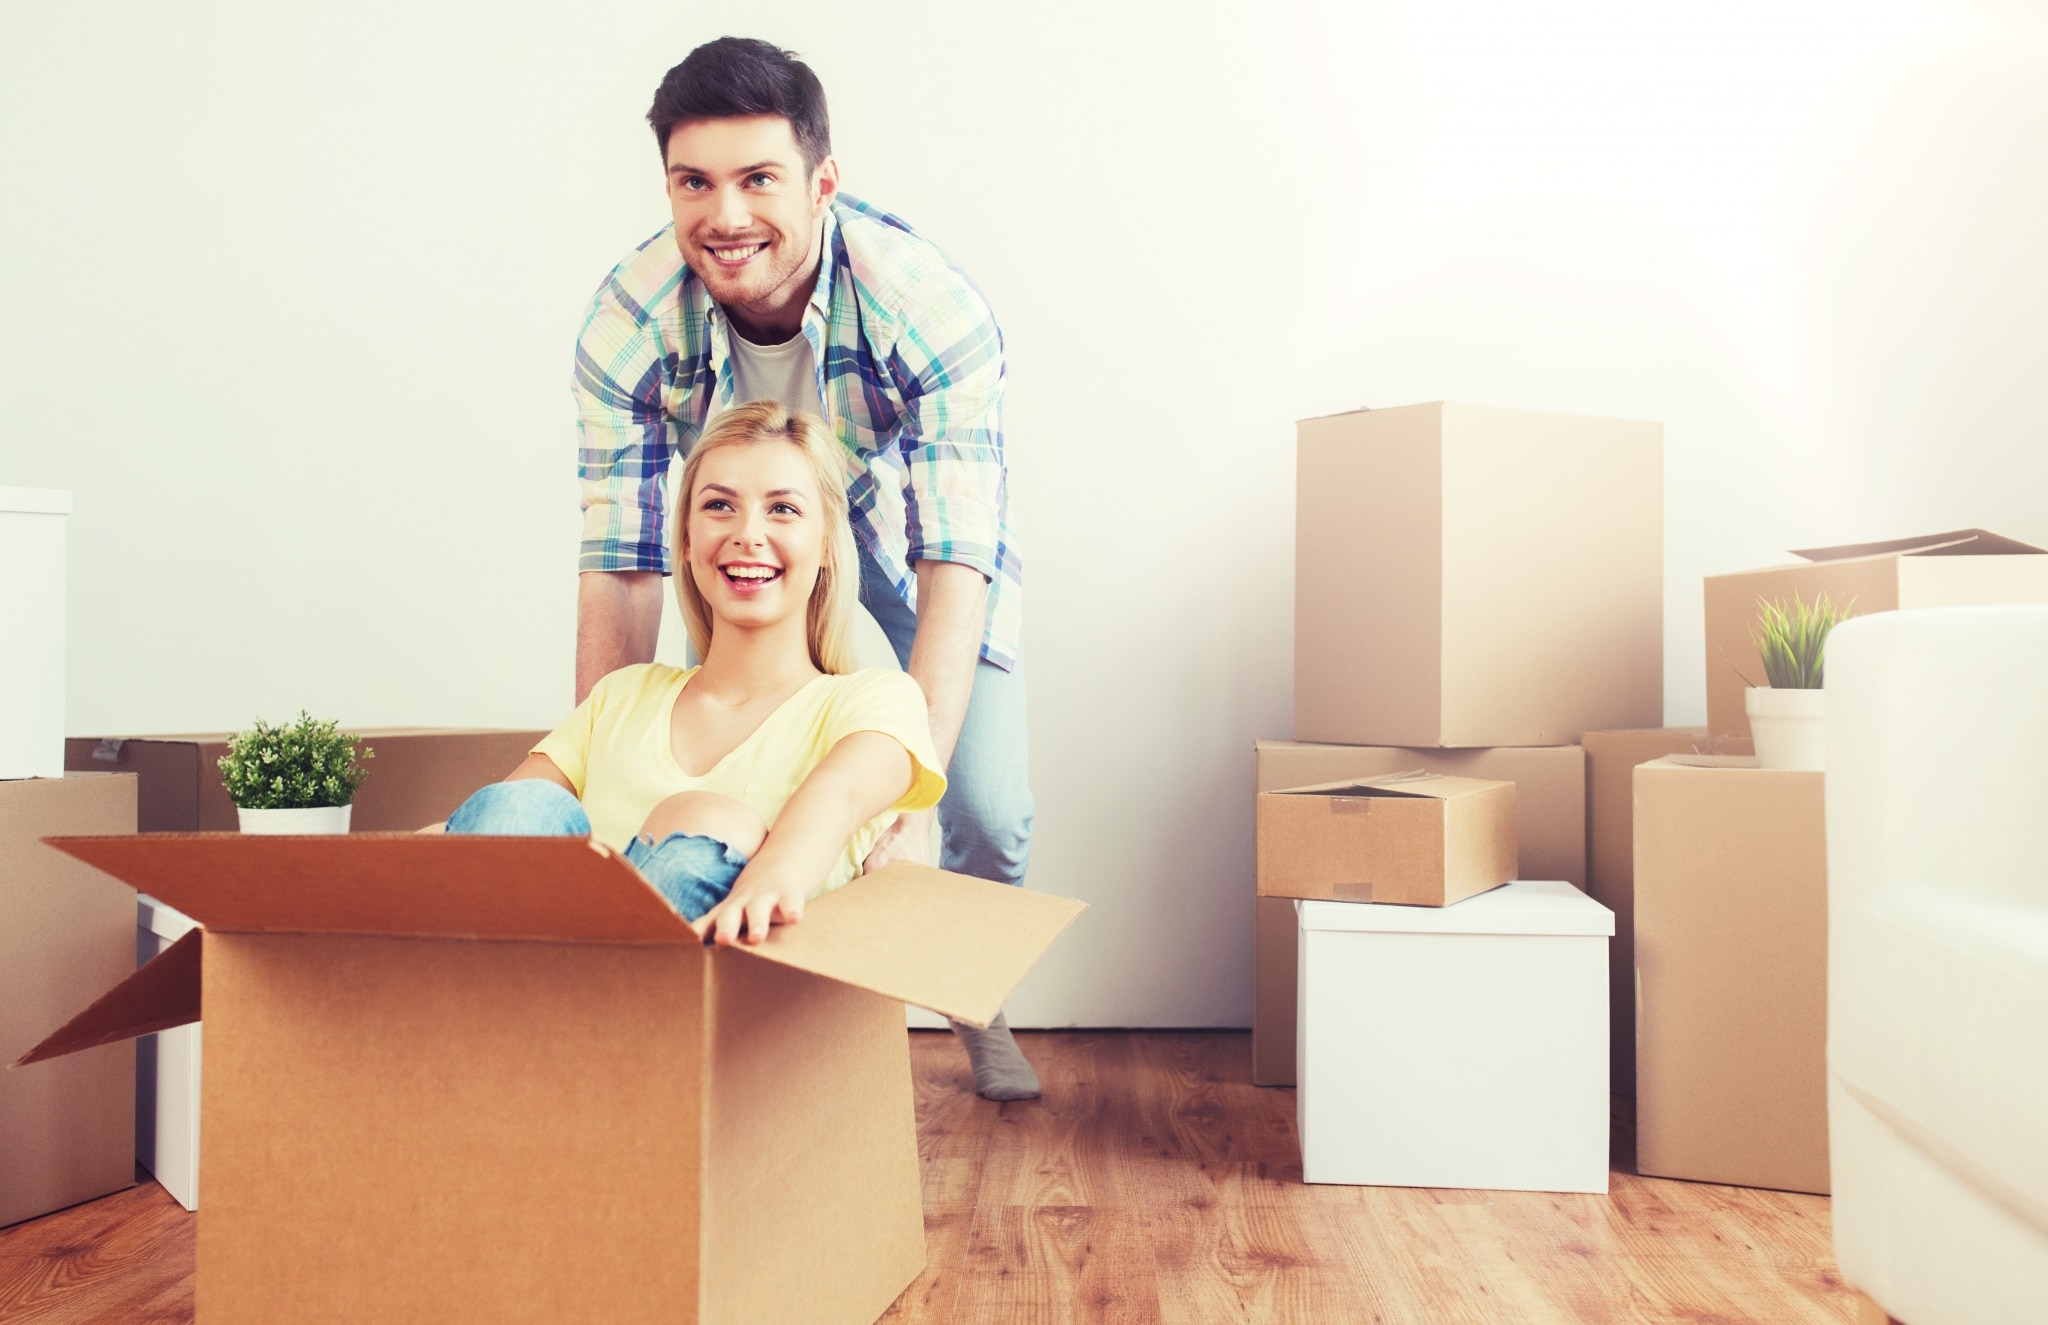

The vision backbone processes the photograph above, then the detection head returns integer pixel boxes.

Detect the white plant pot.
[237,804,352,834]
[1745,687,1826,772]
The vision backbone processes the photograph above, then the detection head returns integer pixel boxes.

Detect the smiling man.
[571,38,1038,1100]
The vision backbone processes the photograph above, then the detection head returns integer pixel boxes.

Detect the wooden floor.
[0,1031,1854,1324]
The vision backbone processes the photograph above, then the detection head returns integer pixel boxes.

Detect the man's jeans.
[445,779,746,921]
[858,544,1034,887]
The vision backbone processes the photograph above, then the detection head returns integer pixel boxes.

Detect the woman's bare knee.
[639,791,766,857]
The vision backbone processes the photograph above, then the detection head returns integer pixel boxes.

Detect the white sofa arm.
[1826,606,2048,913]
[1825,605,2048,1324]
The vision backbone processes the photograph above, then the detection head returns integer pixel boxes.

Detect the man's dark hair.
[647,38,832,174]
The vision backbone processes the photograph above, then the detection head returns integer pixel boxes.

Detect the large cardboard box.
[1,487,69,779]
[1582,728,1750,1097]
[1634,756,1828,1194]
[66,728,545,831]
[19,836,1082,1323]
[1295,401,1663,747]
[1704,529,2048,741]
[1,773,137,1227]
[1297,882,1612,1192]
[1257,773,1515,906]
[1253,740,1585,1086]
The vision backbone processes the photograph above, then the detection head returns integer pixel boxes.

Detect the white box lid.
[1298,880,1613,937]
[0,486,72,515]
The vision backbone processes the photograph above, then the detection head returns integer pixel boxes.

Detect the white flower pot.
[1745,687,1826,772]
[237,804,352,834]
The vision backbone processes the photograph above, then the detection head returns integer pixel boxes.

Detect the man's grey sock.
[949,1011,1041,1101]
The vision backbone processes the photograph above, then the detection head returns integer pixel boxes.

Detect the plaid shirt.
[573,195,1022,670]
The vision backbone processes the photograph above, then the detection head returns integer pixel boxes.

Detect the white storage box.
[0,486,69,780]
[136,894,201,1210]
[1297,880,1612,1193]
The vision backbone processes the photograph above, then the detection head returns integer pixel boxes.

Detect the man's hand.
[576,570,664,703]
[862,808,937,874]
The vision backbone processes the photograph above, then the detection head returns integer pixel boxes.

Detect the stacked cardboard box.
[1,773,137,1228]
[1252,740,1586,1085]
[1258,401,1661,1088]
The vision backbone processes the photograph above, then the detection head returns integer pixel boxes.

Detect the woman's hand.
[693,864,808,946]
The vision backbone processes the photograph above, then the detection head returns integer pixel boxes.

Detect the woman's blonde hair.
[673,400,860,675]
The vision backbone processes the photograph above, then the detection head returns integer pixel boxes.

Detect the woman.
[444,400,945,947]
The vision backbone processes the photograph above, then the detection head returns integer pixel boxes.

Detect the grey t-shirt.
[726,327,825,421]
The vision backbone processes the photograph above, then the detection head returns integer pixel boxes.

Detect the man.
[571,37,1038,1101]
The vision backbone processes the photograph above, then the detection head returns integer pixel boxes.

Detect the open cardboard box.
[15,835,1083,1324]
[1257,772,1516,906]
[1704,529,2048,741]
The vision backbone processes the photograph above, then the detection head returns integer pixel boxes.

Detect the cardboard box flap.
[1270,772,1504,803]
[734,862,1086,1028]
[44,835,695,945]
[13,928,202,1067]
[1788,529,2045,562]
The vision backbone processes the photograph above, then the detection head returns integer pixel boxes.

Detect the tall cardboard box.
[1295,402,1662,747]
[1634,756,1828,1194]
[1704,530,2048,741]
[66,728,546,831]
[1,773,138,1227]
[19,837,1082,1323]
[1253,740,1585,1086]
[1582,728,1751,1097]
[1,487,69,780]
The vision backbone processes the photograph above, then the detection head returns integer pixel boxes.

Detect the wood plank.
[955,1205,1160,1325]
[0,1178,194,1324]
[0,1032,1861,1324]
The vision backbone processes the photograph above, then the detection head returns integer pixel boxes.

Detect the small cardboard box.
[1253,739,1584,1087]
[0,486,69,780]
[1582,728,1749,1097]
[1297,882,1613,1193]
[65,728,547,832]
[1634,756,1828,1194]
[17,836,1083,1323]
[1295,401,1662,747]
[1257,772,1515,907]
[1704,529,2048,741]
[1,773,137,1228]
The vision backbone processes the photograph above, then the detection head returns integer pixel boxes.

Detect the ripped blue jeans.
[444,779,746,922]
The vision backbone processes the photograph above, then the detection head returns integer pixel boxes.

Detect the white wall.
[6,1,2046,1026]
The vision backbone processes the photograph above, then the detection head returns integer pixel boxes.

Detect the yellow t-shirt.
[534,663,947,897]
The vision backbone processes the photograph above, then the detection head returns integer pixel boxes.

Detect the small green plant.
[1750,592,1855,689]
[218,712,372,809]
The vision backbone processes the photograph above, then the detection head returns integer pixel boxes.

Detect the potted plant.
[1744,592,1854,771]
[217,712,372,833]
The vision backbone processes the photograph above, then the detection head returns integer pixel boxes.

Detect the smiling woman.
[444,401,945,947]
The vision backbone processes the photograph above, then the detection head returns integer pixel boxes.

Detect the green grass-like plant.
[1750,592,1855,689]
[217,712,372,810]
